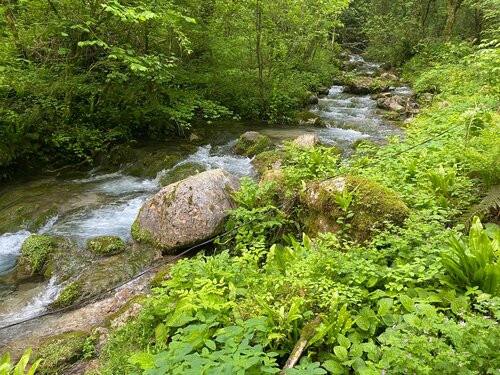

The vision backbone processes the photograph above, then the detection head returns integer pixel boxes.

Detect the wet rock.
[233,131,273,157]
[306,94,319,105]
[301,176,409,242]
[122,149,186,179]
[377,95,407,113]
[383,111,403,121]
[69,242,160,303]
[159,162,205,186]
[86,236,125,256]
[344,77,390,95]
[133,169,240,253]
[292,134,321,149]
[33,331,88,375]
[380,72,399,82]
[298,112,325,127]
[317,86,330,96]
[49,282,82,309]
[16,235,59,278]
[106,295,147,329]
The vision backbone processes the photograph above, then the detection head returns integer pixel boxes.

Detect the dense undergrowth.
[82,42,500,374]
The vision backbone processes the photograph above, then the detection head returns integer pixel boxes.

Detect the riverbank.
[68,45,499,374]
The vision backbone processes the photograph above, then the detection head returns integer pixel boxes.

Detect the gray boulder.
[377,95,407,113]
[292,134,321,149]
[133,169,240,253]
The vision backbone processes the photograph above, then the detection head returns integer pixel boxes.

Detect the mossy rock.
[299,112,325,127]
[383,111,403,121]
[19,235,57,275]
[60,242,159,306]
[150,263,172,288]
[252,150,285,176]
[105,295,147,329]
[302,175,410,242]
[122,149,186,178]
[131,219,157,247]
[343,76,390,95]
[34,331,88,375]
[49,282,82,309]
[234,131,273,157]
[86,236,125,256]
[159,163,206,186]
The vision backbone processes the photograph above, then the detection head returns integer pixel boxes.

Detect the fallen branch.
[280,316,322,374]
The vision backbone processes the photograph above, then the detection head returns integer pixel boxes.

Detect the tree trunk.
[256,0,265,117]
[3,1,25,58]
[444,0,463,42]
[421,0,435,38]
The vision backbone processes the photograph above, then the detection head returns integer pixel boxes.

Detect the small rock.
[344,77,390,95]
[317,87,330,96]
[377,95,407,113]
[233,131,273,157]
[292,134,321,149]
[86,236,125,256]
[188,133,201,142]
[381,72,399,81]
[306,94,319,105]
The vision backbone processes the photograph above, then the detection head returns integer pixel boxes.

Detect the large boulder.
[344,77,390,95]
[301,176,409,242]
[377,95,407,113]
[234,131,273,157]
[133,169,240,253]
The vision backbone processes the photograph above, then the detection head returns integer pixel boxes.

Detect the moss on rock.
[150,264,172,288]
[159,163,205,186]
[19,235,56,275]
[131,219,157,247]
[49,282,82,309]
[34,331,88,375]
[302,175,410,242]
[86,236,125,256]
[252,150,285,176]
[234,131,273,157]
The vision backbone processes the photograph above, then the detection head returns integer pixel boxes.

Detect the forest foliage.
[0,0,349,176]
[90,34,500,374]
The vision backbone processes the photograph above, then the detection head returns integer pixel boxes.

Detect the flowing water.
[0,55,410,350]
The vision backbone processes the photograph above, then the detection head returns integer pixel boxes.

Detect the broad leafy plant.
[442,216,500,295]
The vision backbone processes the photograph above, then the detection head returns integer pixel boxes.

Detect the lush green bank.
[60,43,500,375]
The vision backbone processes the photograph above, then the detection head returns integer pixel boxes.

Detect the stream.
[0,55,412,354]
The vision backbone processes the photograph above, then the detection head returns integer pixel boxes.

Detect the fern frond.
[460,185,500,231]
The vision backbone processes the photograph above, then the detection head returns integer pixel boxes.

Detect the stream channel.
[0,56,411,355]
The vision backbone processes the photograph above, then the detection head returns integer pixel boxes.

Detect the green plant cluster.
[91,42,500,374]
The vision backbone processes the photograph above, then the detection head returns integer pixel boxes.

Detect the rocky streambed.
[0,55,416,367]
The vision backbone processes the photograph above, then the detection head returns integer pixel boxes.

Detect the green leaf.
[451,296,469,314]
[322,360,344,374]
[334,346,348,361]
[377,298,393,316]
[337,334,351,349]
[399,295,415,312]
[128,352,156,370]
[205,339,216,350]
[356,315,370,331]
